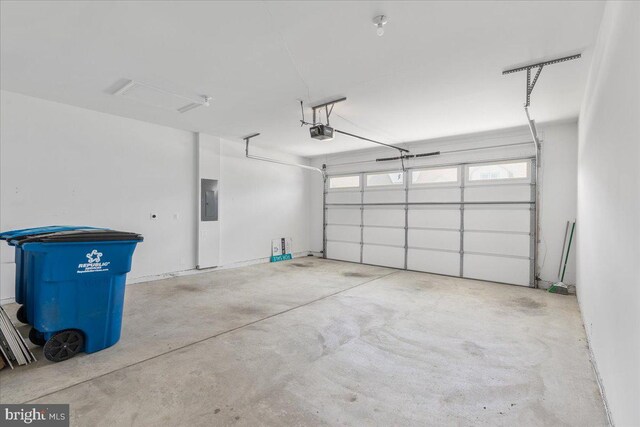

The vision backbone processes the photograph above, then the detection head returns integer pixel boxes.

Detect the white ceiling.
[0,1,604,157]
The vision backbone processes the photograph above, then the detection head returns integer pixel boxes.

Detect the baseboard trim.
[0,251,317,306]
[126,251,315,285]
[577,291,615,426]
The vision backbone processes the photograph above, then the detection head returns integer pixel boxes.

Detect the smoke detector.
[373,15,388,36]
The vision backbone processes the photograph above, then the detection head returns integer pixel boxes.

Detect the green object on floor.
[549,220,575,295]
[271,254,292,262]
[548,282,569,294]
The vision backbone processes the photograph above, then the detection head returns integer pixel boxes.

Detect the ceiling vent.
[114,80,211,113]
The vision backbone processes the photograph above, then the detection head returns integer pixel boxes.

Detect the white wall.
[197,133,221,269]
[0,90,315,302]
[538,122,578,285]
[310,121,579,286]
[577,2,640,425]
[219,138,312,266]
[0,90,198,302]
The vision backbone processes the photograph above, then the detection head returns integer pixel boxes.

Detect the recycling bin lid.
[0,226,104,241]
[14,229,143,244]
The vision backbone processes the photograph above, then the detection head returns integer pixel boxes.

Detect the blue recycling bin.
[0,226,104,323]
[7,229,143,362]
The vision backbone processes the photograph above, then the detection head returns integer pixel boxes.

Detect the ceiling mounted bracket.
[310,97,347,125]
[502,53,581,107]
[243,133,261,157]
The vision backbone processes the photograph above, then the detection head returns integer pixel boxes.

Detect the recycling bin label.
[77,249,111,274]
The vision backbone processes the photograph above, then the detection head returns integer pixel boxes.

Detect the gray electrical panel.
[201,179,218,221]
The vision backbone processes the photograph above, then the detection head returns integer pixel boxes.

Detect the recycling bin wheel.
[28,328,46,346]
[43,329,84,362]
[16,305,28,324]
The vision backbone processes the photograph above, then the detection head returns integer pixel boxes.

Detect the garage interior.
[0,1,638,426]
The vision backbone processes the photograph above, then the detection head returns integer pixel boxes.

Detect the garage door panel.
[465,231,530,257]
[465,207,530,232]
[407,249,459,276]
[363,208,405,227]
[408,207,460,229]
[408,229,460,251]
[364,189,405,204]
[363,227,404,246]
[464,254,530,286]
[409,187,461,203]
[326,241,360,263]
[326,225,360,243]
[362,245,404,269]
[326,208,360,225]
[325,160,534,287]
[326,191,361,204]
[464,184,531,202]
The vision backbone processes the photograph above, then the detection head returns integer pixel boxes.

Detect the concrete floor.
[1,257,607,426]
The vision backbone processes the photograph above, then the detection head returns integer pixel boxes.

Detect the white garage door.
[325,175,361,263]
[324,159,535,286]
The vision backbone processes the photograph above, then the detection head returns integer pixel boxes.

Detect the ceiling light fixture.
[177,98,211,114]
[114,79,211,114]
[372,15,388,36]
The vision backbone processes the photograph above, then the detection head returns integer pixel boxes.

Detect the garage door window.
[366,172,404,187]
[411,167,459,185]
[467,161,529,182]
[329,175,360,189]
